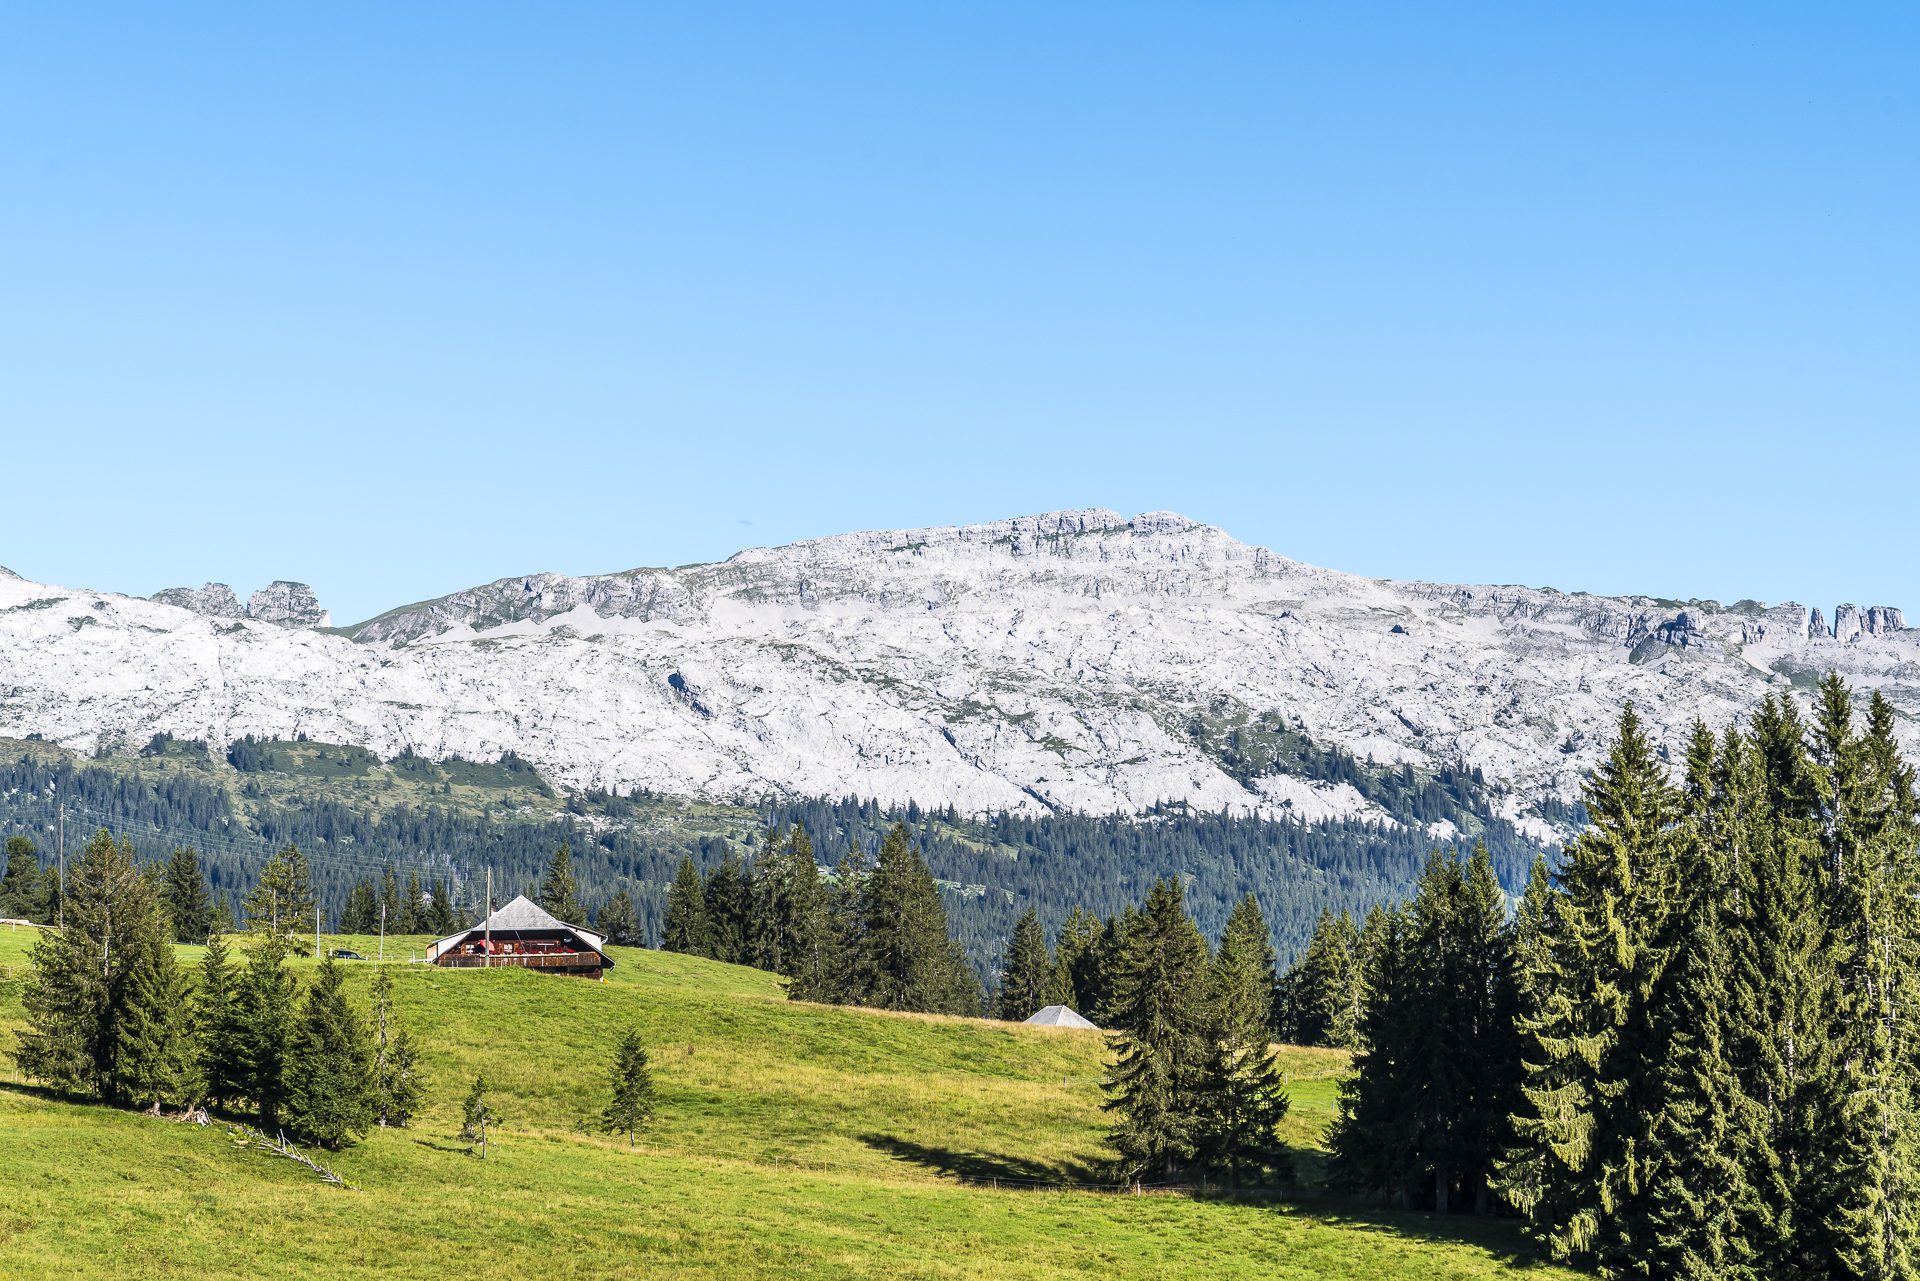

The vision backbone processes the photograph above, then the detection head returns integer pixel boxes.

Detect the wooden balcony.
[437,951,603,970]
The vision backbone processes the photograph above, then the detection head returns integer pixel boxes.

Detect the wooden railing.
[437,951,603,969]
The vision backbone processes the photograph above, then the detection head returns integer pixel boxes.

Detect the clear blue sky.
[3,4,1914,626]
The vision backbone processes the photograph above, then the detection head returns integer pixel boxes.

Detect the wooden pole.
[485,866,492,967]
[379,903,385,964]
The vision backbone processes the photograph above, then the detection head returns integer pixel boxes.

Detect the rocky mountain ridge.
[2,509,1914,840]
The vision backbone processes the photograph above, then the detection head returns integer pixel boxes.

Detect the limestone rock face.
[1810,607,1829,639]
[1835,604,1863,644]
[245,582,331,629]
[2,510,1916,827]
[1867,606,1907,635]
[150,583,244,618]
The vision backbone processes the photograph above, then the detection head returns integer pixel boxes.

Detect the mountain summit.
[2,509,1911,833]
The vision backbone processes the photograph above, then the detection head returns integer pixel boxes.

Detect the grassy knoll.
[0,929,1573,1280]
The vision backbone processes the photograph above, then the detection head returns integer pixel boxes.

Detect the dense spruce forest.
[0,729,1563,976]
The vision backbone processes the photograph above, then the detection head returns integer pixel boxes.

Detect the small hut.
[425,895,615,980]
[1022,1005,1099,1029]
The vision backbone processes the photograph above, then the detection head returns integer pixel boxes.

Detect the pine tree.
[539,841,584,924]
[2,835,40,919]
[1500,704,1680,1268]
[242,844,317,943]
[663,855,709,954]
[600,1027,657,1149]
[241,933,298,1128]
[1287,908,1364,1048]
[368,964,427,1127]
[750,825,824,977]
[1103,876,1211,1185]
[14,829,152,1097]
[195,929,248,1110]
[1195,893,1292,1187]
[598,885,642,947]
[284,956,375,1149]
[1048,905,1101,1011]
[162,847,214,943]
[379,863,402,935]
[995,907,1052,1021]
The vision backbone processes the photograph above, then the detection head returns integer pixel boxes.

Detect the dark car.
[329,949,365,960]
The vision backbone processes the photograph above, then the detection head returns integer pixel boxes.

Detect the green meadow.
[0,927,1573,1279]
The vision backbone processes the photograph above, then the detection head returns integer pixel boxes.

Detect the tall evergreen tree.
[241,933,298,1127]
[1103,876,1212,1185]
[14,829,153,1097]
[750,825,824,977]
[1287,908,1365,1048]
[600,1027,657,1149]
[340,880,379,934]
[1195,893,1292,1187]
[995,907,1053,1021]
[426,878,457,935]
[284,956,375,1149]
[400,870,425,933]
[662,855,710,955]
[701,846,752,964]
[378,863,402,935]
[195,929,248,1110]
[1049,905,1103,1012]
[2,835,40,919]
[368,964,427,1128]
[1501,704,1678,1267]
[539,841,584,924]
[107,906,197,1111]
[597,885,643,947]
[162,847,214,943]
[852,824,980,1016]
[242,843,317,942]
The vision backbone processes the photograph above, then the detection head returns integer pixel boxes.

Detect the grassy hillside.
[0,926,1573,1280]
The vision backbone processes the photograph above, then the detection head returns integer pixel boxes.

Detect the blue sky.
[2,4,1914,626]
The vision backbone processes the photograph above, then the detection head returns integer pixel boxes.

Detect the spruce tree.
[995,907,1052,1021]
[241,933,298,1128]
[1047,905,1101,1011]
[1501,704,1678,1267]
[1288,908,1364,1048]
[600,1027,657,1149]
[1103,876,1211,1185]
[461,1072,502,1158]
[701,847,752,964]
[0,836,37,919]
[750,825,824,977]
[14,829,152,1097]
[1195,894,1292,1187]
[162,847,214,943]
[369,964,428,1127]
[598,885,642,947]
[195,929,248,1110]
[285,956,375,1149]
[242,843,317,943]
[426,878,456,935]
[400,870,425,933]
[539,841,583,923]
[107,908,197,1111]
[339,880,379,934]
[379,863,402,935]
[663,855,710,954]
[853,824,981,1016]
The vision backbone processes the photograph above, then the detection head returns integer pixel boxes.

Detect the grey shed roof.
[1022,1004,1099,1030]
[424,894,609,961]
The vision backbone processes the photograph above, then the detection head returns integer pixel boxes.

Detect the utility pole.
[379,903,386,964]
[315,904,321,959]
[485,866,492,967]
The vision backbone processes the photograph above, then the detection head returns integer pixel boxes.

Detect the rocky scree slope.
[0,510,1912,838]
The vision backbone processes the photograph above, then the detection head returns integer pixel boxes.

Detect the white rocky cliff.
[1,511,1913,834]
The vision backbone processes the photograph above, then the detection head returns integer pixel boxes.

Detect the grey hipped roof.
[424,894,609,961]
[1022,1005,1099,1029]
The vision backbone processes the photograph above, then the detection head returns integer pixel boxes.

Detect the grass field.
[0,926,1574,1279]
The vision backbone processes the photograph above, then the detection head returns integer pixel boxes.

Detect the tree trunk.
[1435,1168,1449,1215]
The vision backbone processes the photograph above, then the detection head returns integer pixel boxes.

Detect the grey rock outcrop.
[1867,606,1907,635]
[1835,604,1863,644]
[1810,607,1829,639]
[1657,610,1719,650]
[150,582,245,618]
[245,582,331,629]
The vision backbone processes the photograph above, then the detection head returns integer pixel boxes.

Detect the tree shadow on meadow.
[858,1132,1106,1186]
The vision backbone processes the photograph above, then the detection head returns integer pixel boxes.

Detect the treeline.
[662,823,982,1016]
[1319,677,1920,1278]
[0,742,1566,979]
[12,830,428,1149]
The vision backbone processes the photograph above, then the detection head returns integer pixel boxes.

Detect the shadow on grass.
[1266,1189,1547,1270]
[858,1132,1106,1185]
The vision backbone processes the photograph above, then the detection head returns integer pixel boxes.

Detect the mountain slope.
[2,509,1912,832]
